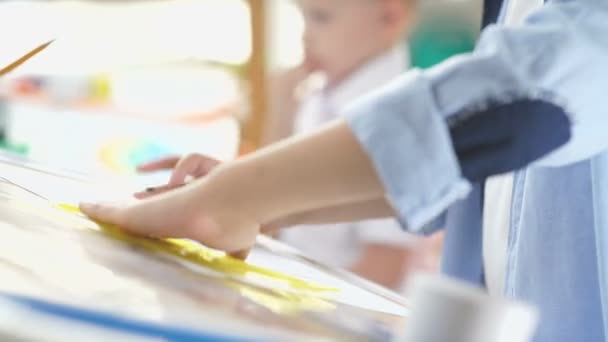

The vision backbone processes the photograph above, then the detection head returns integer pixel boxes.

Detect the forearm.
[262,198,395,232]
[209,120,386,225]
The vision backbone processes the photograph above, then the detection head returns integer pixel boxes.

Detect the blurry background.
[0,0,309,185]
[0,0,480,182]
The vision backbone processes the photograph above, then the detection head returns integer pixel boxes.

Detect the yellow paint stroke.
[57,203,339,314]
[8,198,338,314]
[55,203,337,294]
[233,285,336,315]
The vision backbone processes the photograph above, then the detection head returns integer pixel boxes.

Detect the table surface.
[0,155,408,341]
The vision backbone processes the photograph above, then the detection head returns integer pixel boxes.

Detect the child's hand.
[135,154,221,199]
[81,172,260,258]
[81,121,382,259]
[270,58,318,97]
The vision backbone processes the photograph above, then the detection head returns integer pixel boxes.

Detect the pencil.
[0,40,54,77]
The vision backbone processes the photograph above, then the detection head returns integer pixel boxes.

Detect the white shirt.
[281,45,417,269]
[482,0,545,295]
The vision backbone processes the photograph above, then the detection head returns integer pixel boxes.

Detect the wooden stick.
[242,0,268,150]
[0,40,53,77]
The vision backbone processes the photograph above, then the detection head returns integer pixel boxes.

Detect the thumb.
[80,201,128,228]
[80,200,174,239]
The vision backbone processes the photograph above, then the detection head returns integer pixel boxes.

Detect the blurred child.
[137,0,440,290]
[265,0,437,290]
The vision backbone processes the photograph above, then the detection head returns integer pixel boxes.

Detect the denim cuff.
[346,71,471,233]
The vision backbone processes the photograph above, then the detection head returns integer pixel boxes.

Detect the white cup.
[401,274,539,342]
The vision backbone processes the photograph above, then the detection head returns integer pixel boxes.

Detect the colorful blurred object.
[2,102,240,182]
[410,18,477,68]
[409,0,482,68]
[0,140,29,156]
[98,138,173,174]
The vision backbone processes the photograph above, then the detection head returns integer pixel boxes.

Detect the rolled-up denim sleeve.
[347,70,471,233]
[346,0,608,233]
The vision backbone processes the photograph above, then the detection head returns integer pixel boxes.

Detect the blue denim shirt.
[346,1,608,341]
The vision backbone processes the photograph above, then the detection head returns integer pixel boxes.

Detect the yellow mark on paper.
[56,203,337,294]
[8,197,337,314]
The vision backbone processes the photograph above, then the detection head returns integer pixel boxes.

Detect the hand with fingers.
[81,165,259,260]
[128,154,254,258]
[80,122,385,262]
[134,154,221,199]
